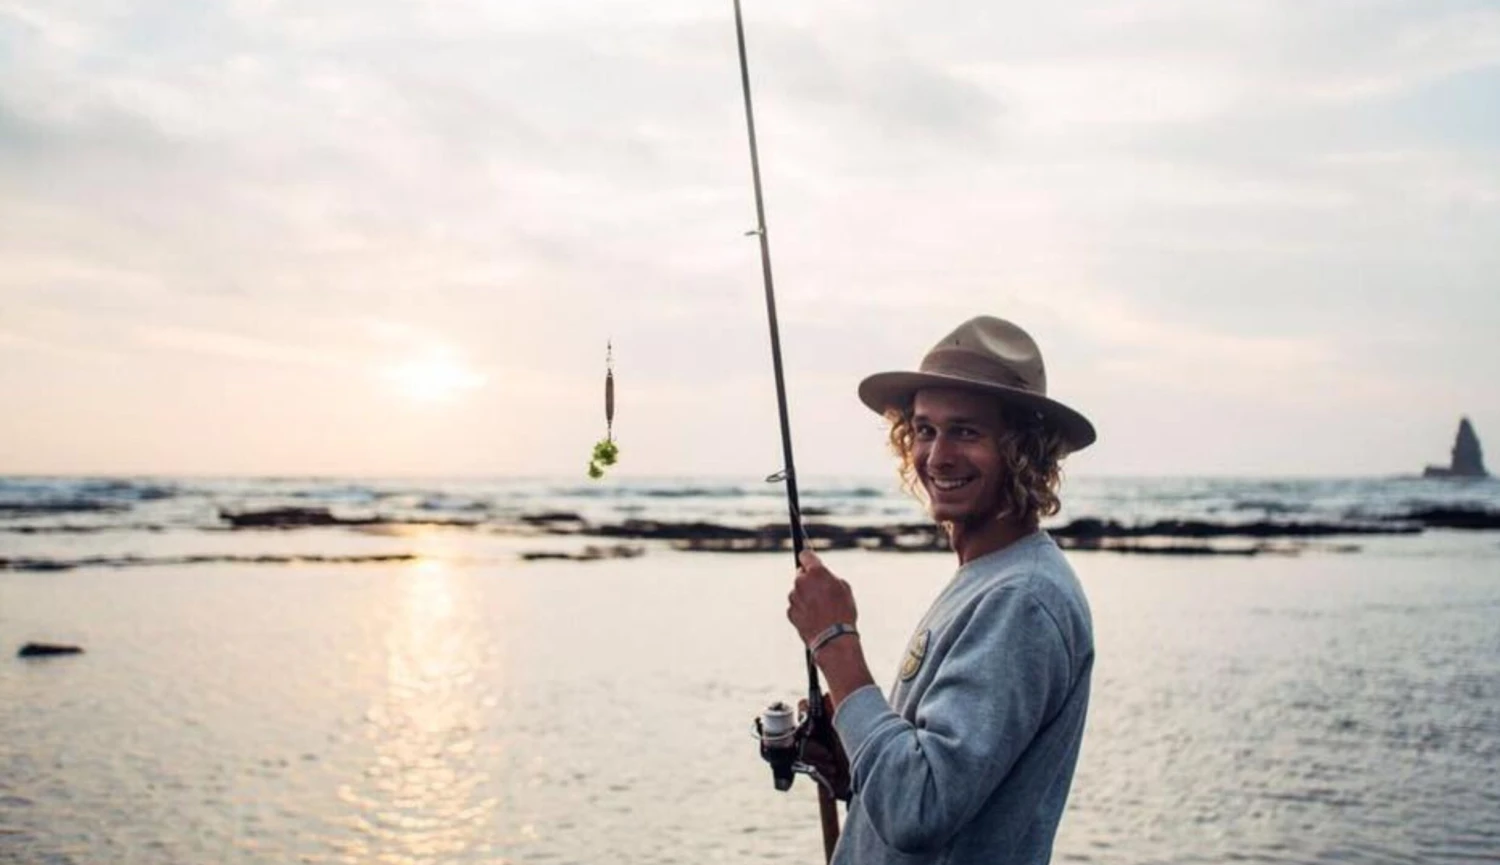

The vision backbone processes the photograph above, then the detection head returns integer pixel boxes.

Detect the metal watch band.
[809,623,859,655]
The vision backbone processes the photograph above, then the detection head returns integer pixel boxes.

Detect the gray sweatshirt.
[831,531,1094,864]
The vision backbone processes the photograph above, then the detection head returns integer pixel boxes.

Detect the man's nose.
[927,432,957,468]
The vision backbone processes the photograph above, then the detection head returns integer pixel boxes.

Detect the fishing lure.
[588,341,618,479]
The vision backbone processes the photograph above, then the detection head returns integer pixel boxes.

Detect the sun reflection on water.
[336,560,497,863]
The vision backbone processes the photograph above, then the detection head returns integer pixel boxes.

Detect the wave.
[4,476,1499,548]
[0,478,181,518]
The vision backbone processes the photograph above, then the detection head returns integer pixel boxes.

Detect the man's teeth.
[931,477,972,491]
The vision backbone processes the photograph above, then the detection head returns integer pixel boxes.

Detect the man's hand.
[787,550,878,709]
[787,550,858,648]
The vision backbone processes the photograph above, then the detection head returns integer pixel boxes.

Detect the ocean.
[2,475,1498,864]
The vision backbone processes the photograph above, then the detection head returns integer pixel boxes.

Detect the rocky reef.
[17,642,83,658]
[218,507,480,529]
[1424,417,1489,478]
[0,496,1442,567]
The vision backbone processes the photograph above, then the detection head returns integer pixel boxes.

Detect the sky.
[2,0,1497,479]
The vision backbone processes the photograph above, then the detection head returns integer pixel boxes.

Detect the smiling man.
[787,316,1097,865]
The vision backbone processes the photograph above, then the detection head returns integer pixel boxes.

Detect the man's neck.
[949,515,1037,566]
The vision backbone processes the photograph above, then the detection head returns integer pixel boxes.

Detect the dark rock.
[520,511,585,524]
[1402,507,1500,530]
[1054,518,1110,539]
[574,513,1439,555]
[596,520,950,553]
[520,544,644,562]
[519,511,589,533]
[593,519,761,541]
[1,524,166,535]
[18,642,83,658]
[1055,539,1264,556]
[1424,417,1489,478]
[1054,537,1364,556]
[0,557,76,572]
[1050,518,1417,540]
[220,507,373,528]
[219,508,479,529]
[10,553,421,571]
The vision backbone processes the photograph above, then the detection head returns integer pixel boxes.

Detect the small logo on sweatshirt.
[899,629,930,681]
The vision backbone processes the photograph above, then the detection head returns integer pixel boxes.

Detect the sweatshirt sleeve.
[831,583,1072,855]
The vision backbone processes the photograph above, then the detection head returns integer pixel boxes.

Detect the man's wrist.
[809,622,858,655]
[813,633,875,708]
[814,632,862,665]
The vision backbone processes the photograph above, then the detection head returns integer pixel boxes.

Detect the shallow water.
[2,540,1498,864]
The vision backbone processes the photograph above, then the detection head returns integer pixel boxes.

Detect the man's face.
[911,388,1008,526]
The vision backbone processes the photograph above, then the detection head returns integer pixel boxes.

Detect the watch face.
[900,629,930,682]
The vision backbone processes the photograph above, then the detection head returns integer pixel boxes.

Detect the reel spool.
[756,701,802,791]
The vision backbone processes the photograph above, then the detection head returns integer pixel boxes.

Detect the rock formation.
[18,642,83,658]
[1423,417,1489,478]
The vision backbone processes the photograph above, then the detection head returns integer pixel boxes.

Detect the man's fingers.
[798,549,824,571]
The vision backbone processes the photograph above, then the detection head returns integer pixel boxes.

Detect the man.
[787,315,1096,864]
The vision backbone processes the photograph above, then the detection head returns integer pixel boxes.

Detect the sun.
[383,354,487,402]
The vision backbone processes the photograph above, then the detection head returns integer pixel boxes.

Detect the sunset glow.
[384,356,487,403]
[2,2,1496,476]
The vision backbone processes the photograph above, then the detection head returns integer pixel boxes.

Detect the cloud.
[1298,6,1500,102]
[1,0,1495,475]
[131,323,360,371]
[750,23,1006,145]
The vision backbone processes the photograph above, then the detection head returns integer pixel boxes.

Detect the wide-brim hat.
[858,316,1097,454]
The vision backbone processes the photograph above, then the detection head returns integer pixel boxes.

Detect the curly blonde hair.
[885,399,1067,527]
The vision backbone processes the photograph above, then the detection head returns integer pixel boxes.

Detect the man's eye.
[914,424,936,439]
[954,426,979,439]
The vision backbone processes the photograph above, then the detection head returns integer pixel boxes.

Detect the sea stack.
[1423,417,1489,478]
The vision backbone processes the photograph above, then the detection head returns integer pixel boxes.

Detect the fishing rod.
[731,1,841,860]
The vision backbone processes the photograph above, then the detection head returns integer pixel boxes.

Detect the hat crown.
[856,314,1095,453]
[919,316,1048,396]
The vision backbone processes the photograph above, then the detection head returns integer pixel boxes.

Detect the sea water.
[2,476,1498,864]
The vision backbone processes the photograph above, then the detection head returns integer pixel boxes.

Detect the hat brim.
[859,371,1097,454]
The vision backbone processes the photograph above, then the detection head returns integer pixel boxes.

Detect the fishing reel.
[753,700,845,797]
